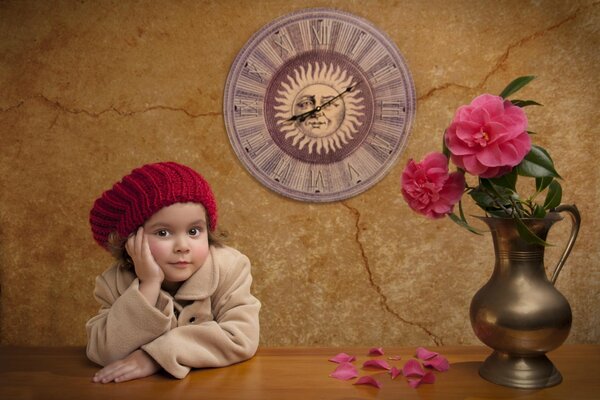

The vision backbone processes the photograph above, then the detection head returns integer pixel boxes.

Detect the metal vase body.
[470,206,580,389]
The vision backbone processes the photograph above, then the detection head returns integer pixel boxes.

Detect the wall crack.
[419,3,597,102]
[341,202,443,346]
[1,94,221,119]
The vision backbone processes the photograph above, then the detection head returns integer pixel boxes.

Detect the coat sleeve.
[85,267,177,366]
[141,251,261,379]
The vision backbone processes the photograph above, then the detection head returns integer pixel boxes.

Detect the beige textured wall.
[1,0,598,347]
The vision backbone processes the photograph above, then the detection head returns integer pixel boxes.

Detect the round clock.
[224,8,416,202]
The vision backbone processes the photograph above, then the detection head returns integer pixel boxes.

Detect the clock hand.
[319,80,361,110]
[286,80,361,123]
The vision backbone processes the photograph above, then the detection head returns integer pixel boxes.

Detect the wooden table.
[1,345,598,399]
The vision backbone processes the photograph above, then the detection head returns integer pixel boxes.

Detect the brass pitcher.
[470,204,581,389]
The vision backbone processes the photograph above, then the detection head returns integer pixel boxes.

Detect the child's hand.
[92,349,161,383]
[126,227,164,284]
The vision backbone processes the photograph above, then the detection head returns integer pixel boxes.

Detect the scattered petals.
[363,359,391,370]
[408,371,436,388]
[353,375,382,389]
[402,359,425,377]
[329,346,447,389]
[415,347,439,360]
[329,352,356,364]
[329,362,359,380]
[367,347,384,356]
[423,355,450,372]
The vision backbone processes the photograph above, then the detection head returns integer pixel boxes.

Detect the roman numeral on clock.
[379,100,404,119]
[235,98,260,117]
[371,62,397,83]
[272,30,294,57]
[311,19,331,46]
[244,61,269,83]
[309,169,326,193]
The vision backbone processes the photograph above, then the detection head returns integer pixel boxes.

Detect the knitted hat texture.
[90,162,217,249]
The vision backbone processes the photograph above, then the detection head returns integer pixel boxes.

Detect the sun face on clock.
[294,84,346,138]
[273,62,365,155]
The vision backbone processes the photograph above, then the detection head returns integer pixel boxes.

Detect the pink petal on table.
[329,362,359,380]
[415,347,439,360]
[363,359,391,370]
[402,359,425,377]
[353,375,382,389]
[421,371,436,384]
[368,347,385,356]
[407,372,436,388]
[329,352,356,363]
[388,355,402,361]
[407,378,421,389]
[390,366,401,380]
[423,355,450,372]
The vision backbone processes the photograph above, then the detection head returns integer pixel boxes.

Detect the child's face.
[142,202,210,285]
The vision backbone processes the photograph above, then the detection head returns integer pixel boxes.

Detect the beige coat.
[86,245,260,379]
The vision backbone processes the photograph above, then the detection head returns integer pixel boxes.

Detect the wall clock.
[224,8,415,202]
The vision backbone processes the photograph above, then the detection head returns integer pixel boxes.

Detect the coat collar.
[115,246,220,301]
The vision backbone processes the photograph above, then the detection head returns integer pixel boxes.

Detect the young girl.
[86,161,260,383]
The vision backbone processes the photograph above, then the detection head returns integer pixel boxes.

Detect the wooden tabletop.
[1,345,598,399]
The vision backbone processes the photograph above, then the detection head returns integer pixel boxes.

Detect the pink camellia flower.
[401,152,465,219]
[445,94,531,178]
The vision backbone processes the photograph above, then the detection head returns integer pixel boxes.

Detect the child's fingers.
[113,367,142,383]
[135,227,144,255]
[141,233,153,259]
[125,234,136,257]
[125,227,143,257]
[93,362,129,383]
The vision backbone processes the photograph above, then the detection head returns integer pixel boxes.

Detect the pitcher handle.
[550,204,581,284]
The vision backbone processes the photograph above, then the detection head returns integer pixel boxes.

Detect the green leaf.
[527,130,537,135]
[515,216,551,246]
[480,178,518,201]
[532,204,547,218]
[470,188,495,208]
[543,180,562,210]
[516,145,561,178]
[489,169,517,191]
[535,145,554,161]
[486,208,514,218]
[499,76,536,99]
[470,183,516,217]
[535,176,554,192]
[511,99,543,107]
[442,130,450,158]
[448,212,484,235]
[458,199,467,221]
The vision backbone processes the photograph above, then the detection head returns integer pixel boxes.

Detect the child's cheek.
[192,240,210,264]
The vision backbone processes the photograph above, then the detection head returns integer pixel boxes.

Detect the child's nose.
[174,236,190,253]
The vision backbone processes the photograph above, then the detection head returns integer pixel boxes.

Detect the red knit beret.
[90,162,217,250]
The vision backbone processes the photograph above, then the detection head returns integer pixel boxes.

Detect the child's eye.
[155,230,170,237]
[188,227,203,237]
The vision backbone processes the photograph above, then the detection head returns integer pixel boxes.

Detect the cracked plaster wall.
[1,0,599,348]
